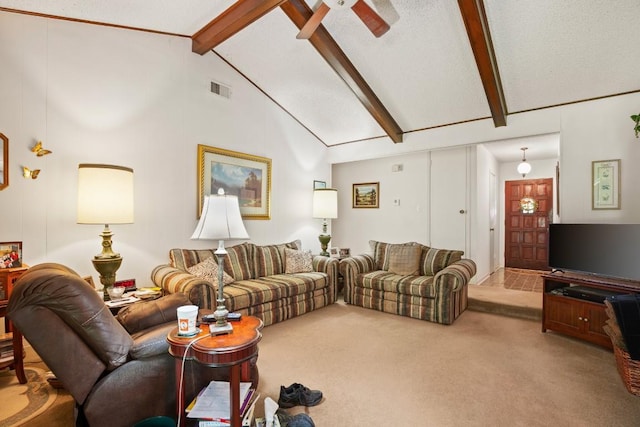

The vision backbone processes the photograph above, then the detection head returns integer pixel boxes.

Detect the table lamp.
[312,188,338,256]
[192,188,249,335]
[77,164,134,300]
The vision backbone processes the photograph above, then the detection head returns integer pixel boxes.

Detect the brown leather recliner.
[7,263,219,427]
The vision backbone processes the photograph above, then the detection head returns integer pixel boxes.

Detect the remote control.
[201,314,216,323]
[228,312,242,321]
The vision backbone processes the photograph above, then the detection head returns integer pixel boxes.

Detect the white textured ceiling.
[1,0,639,160]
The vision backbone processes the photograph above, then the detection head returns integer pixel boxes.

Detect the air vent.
[210,81,231,99]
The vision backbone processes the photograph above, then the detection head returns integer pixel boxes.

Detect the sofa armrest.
[312,256,340,300]
[434,258,477,293]
[150,264,216,310]
[340,255,375,303]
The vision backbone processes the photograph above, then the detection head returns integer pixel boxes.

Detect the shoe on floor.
[278,383,323,408]
[276,410,315,427]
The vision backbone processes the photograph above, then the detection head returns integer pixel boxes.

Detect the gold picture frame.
[592,159,620,210]
[352,182,379,208]
[0,133,8,191]
[197,144,272,220]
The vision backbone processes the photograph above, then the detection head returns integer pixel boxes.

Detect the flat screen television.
[548,223,640,282]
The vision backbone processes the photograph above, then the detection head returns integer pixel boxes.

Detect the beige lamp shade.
[312,188,338,219]
[77,164,134,224]
[191,189,249,241]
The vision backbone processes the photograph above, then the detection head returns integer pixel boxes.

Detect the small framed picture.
[329,248,351,258]
[353,182,379,208]
[592,159,620,210]
[83,276,96,288]
[0,242,22,268]
[314,180,326,190]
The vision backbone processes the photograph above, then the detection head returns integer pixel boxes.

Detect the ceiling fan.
[297,0,390,39]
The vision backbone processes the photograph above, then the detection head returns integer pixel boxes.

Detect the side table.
[0,266,28,384]
[167,316,263,427]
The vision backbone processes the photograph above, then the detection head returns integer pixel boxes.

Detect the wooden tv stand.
[542,271,640,349]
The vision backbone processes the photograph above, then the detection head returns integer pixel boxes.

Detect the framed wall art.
[313,180,326,190]
[592,159,620,210]
[0,133,8,191]
[352,182,379,208]
[197,144,272,220]
[0,242,22,268]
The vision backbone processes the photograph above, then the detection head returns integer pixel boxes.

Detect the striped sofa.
[340,241,476,325]
[151,241,339,327]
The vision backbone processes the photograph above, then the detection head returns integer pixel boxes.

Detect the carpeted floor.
[0,350,71,427]
[5,299,640,426]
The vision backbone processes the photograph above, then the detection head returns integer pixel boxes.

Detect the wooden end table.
[0,266,28,384]
[167,316,263,427]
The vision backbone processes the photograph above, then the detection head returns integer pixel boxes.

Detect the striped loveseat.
[151,241,339,326]
[340,241,476,325]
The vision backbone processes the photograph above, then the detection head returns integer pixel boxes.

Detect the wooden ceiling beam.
[192,0,287,54]
[458,0,507,127]
[281,0,403,143]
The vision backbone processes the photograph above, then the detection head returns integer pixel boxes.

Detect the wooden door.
[505,178,553,270]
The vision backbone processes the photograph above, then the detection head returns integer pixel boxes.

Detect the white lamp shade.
[192,193,250,240]
[517,161,532,175]
[313,188,338,219]
[77,164,134,224]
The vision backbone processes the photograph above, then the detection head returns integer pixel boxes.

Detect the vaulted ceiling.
[1,0,639,161]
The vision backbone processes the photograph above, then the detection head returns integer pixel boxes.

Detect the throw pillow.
[388,245,422,275]
[370,240,419,271]
[284,248,313,274]
[420,248,464,276]
[187,256,235,285]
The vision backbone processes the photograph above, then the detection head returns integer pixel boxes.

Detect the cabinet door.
[582,303,611,348]
[545,295,582,333]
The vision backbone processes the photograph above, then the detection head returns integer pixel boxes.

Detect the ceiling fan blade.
[351,0,390,37]
[297,2,331,39]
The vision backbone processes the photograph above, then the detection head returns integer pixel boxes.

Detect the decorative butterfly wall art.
[22,166,40,179]
[31,141,52,156]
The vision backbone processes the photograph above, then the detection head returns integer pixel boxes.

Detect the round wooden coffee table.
[167,316,263,427]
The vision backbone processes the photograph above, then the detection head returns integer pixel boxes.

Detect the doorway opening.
[504,178,553,272]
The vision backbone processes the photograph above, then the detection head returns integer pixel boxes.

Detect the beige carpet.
[467,285,542,321]
[257,301,640,426]
[9,302,640,426]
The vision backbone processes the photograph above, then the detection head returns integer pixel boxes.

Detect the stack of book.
[186,380,258,427]
[0,333,14,365]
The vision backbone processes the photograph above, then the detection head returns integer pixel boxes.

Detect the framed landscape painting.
[197,145,272,219]
[352,182,379,208]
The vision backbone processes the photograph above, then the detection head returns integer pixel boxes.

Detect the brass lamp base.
[318,233,331,257]
[92,256,122,300]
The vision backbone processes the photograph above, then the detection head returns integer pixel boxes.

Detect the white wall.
[331,151,431,255]
[0,13,330,284]
[559,95,640,222]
